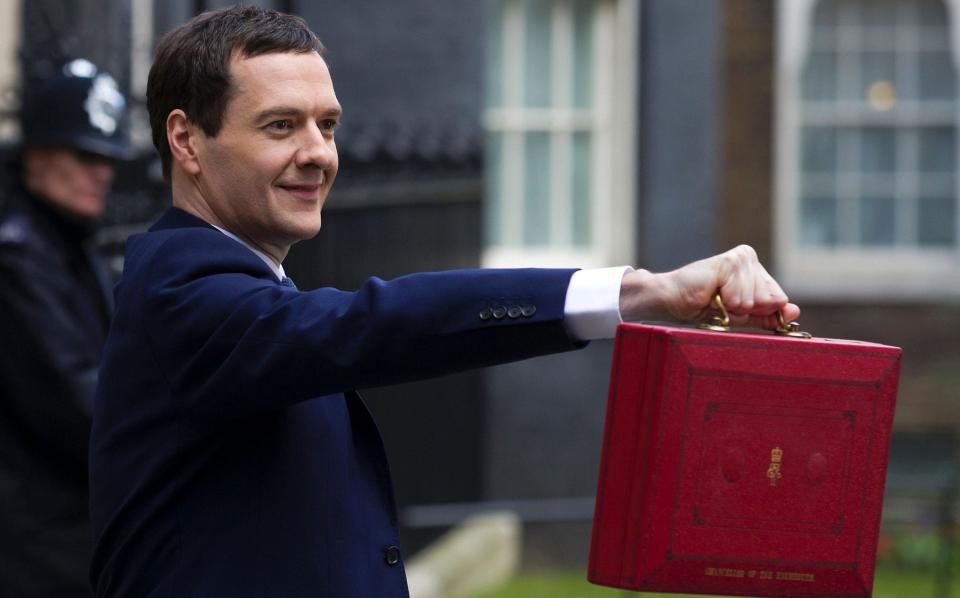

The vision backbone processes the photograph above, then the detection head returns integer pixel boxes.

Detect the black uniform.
[0,180,112,597]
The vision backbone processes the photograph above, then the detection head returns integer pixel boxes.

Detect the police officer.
[0,59,132,597]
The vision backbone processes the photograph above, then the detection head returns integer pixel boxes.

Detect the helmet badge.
[84,74,126,136]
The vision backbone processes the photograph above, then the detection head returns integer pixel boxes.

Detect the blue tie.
[280,276,297,290]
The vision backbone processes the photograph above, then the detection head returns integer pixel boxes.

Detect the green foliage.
[876,523,960,570]
[471,565,947,598]
[471,570,623,598]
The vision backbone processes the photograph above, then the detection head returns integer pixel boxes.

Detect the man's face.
[23,147,115,220]
[192,51,340,254]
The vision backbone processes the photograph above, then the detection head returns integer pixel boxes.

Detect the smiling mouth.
[281,185,319,199]
[278,175,325,201]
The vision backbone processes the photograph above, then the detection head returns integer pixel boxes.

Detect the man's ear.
[167,109,202,176]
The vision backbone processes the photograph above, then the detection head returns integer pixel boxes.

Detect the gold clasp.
[775,311,812,339]
[697,292,731,332]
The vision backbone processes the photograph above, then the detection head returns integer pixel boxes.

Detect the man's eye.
[268,120,292,131]
[320,119,339,133]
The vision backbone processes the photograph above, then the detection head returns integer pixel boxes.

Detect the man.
[90,6,798,597]
[0,59,131,596]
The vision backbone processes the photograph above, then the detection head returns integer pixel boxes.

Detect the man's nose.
[88,161,116,185]
[295,123,337,170]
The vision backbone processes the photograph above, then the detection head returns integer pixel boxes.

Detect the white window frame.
[130,0,155,151]
[482,0,638,269]
[0,0,22,142]
[776,0,960,300]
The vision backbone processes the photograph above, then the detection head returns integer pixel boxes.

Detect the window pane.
[862,0,898,27]
[835,0,858,26]
[572,132,592,246]
[860,196,896,245]
[485,134,504,246]
[811,25,836,49]
[486,0,505,109]
[802,51,837,100]
[862,27,897,52]
[800,196,838,246]
[572,0,594,110]
[917,196,957,245]
[860,174,897,198]
[524,132,551,245]
[861,52,897,104]
[919,51,957,100]
[918,0,949,26]
[813,0,838,26]
[918,127,955,171]
[918,25,950,51]
[861,128,896,172]
[802,127,837,172]
[524,0,552,108]
[862,0,897,50]
[919,173,955,197]
[918,0,950,52]
[802,174,837,198]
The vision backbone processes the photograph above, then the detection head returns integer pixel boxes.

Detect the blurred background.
[1,0,958,595]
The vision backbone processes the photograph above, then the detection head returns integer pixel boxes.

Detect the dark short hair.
[147,5,325,180]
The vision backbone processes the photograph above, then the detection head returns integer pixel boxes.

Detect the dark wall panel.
[294,0,486,165]
[285,196,482,289]
[22,0,131,89]
[720,0,775,264]
[636,0,723,270]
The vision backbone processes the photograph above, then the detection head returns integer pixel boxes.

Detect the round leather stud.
[806,452,827,485]
[721,448,744,483]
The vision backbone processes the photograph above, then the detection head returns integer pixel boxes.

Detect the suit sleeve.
[0,245,96,466]
[135,230,586,421]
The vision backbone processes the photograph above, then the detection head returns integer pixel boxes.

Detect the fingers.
[717,245,760,313]
[733,303,802,330]
[710,245,794,329]
[751,262,789,312]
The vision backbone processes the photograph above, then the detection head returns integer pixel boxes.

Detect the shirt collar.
[210,224,286,282]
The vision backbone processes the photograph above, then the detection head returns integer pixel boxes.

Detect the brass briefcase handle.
[698,291,811,339]
[698,292,731,332]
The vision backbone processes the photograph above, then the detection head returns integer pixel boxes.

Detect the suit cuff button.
[385,545,401,567]
[521,304,537,317]
[507,306,522,319]
[479,307,493,321]
[492,306,507,319]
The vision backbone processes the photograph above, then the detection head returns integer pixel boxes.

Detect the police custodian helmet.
[20,58,134,160]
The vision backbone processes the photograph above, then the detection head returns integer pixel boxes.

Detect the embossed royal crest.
[767,446,783,486]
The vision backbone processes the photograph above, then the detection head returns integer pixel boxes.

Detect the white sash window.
[483,0,637,268]
[777,0,960,298]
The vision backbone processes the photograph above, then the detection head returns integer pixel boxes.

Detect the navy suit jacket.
[90,208,584,597]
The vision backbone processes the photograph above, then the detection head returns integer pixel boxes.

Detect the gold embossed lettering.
[776,571,815,582]
[704,567,745,578]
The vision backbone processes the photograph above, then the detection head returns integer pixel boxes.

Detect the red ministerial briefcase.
[588,319,902,597]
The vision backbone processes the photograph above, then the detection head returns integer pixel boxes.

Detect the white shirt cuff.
[563,266,633,340]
